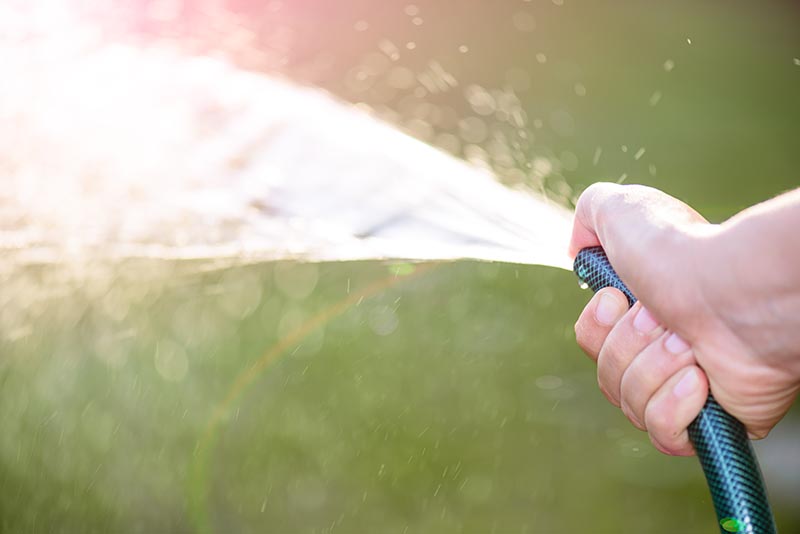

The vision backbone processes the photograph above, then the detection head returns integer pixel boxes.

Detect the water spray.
[574,246,777,534]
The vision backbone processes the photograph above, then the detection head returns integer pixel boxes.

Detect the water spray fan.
[574,247,777,534]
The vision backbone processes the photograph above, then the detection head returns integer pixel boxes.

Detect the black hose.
[574,246,777,534]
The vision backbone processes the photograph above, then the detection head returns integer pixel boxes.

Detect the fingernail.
[665,332,690,354]
[633,306,659,333]
[673,369,698,398]
[595,293,626,326]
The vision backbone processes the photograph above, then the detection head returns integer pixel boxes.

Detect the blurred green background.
[2,1,799,533]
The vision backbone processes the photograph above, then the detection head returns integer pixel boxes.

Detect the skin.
[570,183,800,456]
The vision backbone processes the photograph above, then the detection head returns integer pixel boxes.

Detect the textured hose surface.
[574,246,777,534]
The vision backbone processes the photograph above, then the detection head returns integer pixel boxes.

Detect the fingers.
[568,182,617,258]
[574,288,629,360]
[619,330,695,429]
[644,366,708,456]
[570,182,708,258]
[575,290,709,456]
[571,182,719,456]
[597,303,665,409]
[568,184,709,316]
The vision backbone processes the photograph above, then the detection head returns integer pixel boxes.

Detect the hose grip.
[574,246,777,534]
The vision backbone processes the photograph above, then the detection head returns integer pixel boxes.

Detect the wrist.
[700,215,800,371]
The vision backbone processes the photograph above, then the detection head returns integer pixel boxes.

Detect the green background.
[2,1,798,532]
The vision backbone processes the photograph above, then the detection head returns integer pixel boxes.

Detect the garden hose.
[574,246,777,534]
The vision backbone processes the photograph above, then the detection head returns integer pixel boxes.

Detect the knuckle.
[574,319,600,359]
[619,369,636,404]
[597,372,618,406]
[576,182,615,223]
[582,181,614,202]
[596,335,620,369]
[620,392,644,429]
[644,402,672,437]
[620,402,645,430]
[647,430,690,457]
[647,433,671,455]
[577,182,601,206]
[597,380,619,407]
[597,345,623,387]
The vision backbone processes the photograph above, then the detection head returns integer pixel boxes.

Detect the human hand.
[570,182,800,456]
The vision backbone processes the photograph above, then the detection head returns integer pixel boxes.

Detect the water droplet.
[345,66,375,92]
[512,11,536,33]
[404,118,433,141]
[94,330,131,368]
[458,45,469,53]
[154,340,188,382]
[274,263,319,300]
[378,39,401,61]
[464,144,490,168]
[535,375,563,390]
[618,438,649,458]
[218,269,263,319]
[368,305,399,336]
[592,146,603,166]
[404,4,420,17]
[663,59,675,72]
[465,85,496,116]
[458,117,488,144]
[531,157,553,180]
[649,90,663,106]
[278,308,325,355]
[387,66,415,89]
[354,20,369,32]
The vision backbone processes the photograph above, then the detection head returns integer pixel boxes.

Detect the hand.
[570,182,800,456]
